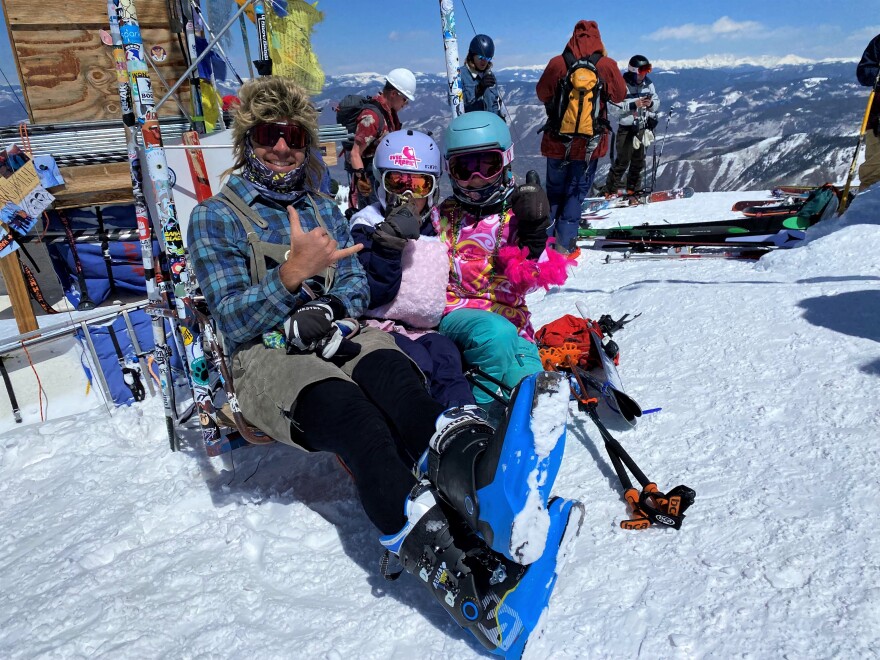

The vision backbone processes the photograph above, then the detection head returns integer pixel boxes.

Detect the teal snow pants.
[439,308,543,406]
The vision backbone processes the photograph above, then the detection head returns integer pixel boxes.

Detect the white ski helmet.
[372,129,442,213]
[385,68,417,101]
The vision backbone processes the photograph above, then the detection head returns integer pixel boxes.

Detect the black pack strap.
[0,357,22,423]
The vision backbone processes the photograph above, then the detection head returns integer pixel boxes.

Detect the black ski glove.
[373,203,421,251]
[285,295,358,359]
[476,71,496,97]
[645,115,659,131]
[510,170,552,258]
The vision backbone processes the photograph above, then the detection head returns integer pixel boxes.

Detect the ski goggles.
[637,64,652,74]
[447,149,509,187]
[250,122,310,149]
[382,170,437,199]
[476,54,492,63]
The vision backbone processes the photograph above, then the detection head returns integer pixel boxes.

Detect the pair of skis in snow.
[582,186,695,215]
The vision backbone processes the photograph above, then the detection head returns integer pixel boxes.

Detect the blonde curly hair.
[228,76,325,191]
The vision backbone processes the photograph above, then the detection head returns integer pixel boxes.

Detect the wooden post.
[0,252,38,333]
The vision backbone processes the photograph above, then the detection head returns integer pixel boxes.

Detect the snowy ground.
[1,188,879,658]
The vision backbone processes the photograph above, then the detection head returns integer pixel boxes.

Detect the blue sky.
[1,0,878,90]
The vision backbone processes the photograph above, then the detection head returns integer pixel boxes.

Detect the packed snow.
[1,187,879,658]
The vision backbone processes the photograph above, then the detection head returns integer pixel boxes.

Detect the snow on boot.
[380,482,586,658]
[427,372,570,565]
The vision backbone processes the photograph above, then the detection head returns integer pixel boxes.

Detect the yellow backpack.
[547,51,604,138]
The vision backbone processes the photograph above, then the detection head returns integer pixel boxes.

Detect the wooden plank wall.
[3,0,193,206]
[4,0,191,124]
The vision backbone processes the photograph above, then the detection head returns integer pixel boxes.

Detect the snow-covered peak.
[652,54,857,70]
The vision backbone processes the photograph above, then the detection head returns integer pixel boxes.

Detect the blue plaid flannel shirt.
[187,174,369,355]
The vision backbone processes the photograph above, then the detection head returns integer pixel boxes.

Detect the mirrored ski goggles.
[476,54,493,63]
[447,149,507,186]
[382,170,437,199]
[250,122,310,149]
[637,64,652,74]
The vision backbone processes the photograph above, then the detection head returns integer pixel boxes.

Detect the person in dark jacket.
[350,129,475,408]
[603,55,660,201]
[459,34,504,120]
[857,33,880,190]
[536,20,627,254]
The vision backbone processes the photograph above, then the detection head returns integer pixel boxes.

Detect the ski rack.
[0,300,154,406]
[0,121,350,169]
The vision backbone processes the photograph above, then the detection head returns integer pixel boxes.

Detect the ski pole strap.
[107,325,146,402]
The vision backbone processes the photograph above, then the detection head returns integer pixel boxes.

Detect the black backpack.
[335,95,386,151]
[544,50,604,138]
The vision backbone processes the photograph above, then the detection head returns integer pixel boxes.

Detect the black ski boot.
[422,372,570,565]
[380,481,584,657]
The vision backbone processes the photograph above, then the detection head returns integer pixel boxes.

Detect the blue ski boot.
[426,371,570,564]
[381,482,585,658]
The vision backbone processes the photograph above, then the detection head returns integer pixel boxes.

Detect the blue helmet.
[469,34,495,60]
[443,111,513,206]
[443,111,511,157]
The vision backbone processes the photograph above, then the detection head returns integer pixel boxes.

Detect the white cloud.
[387,30,429,43]
[648,16,768,43]
[847,25,880,44]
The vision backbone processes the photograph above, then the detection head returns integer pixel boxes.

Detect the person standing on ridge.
[857,34,880,190]
[343,68,416,213]
[603,55,660,202]
[536,20,626,254]
[459,34,505,120]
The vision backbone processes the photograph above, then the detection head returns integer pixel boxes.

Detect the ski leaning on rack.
[111,0,199,451]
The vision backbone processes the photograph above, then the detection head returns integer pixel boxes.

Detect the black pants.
[293,349,446,535]
[605,128,646,193]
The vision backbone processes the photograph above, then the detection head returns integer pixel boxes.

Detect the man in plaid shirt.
[187,77,576,655]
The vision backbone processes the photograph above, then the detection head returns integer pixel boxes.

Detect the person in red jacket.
[536,20,626,253]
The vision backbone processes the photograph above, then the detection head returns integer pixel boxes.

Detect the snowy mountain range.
[1,60,867,192]
[316,60,866,192]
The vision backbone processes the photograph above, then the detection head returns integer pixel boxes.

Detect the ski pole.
[565,355,693,529]
[839,69,880,214]
[58,210,96,311]
[650,109,673,192]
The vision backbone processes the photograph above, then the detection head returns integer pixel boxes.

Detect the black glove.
[385,202,421,239]
[645,115,659,131]
[510,171,552,258]
[372,203,421,251]
[476,70,496,97]
[285,296,352,358]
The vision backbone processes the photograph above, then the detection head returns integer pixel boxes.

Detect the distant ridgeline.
[3,61,862,193]
[316,61,863,193]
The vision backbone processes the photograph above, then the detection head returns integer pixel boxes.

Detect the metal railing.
[0,121,350,167]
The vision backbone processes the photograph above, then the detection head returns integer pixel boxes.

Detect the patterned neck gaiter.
[241,138,309,201]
